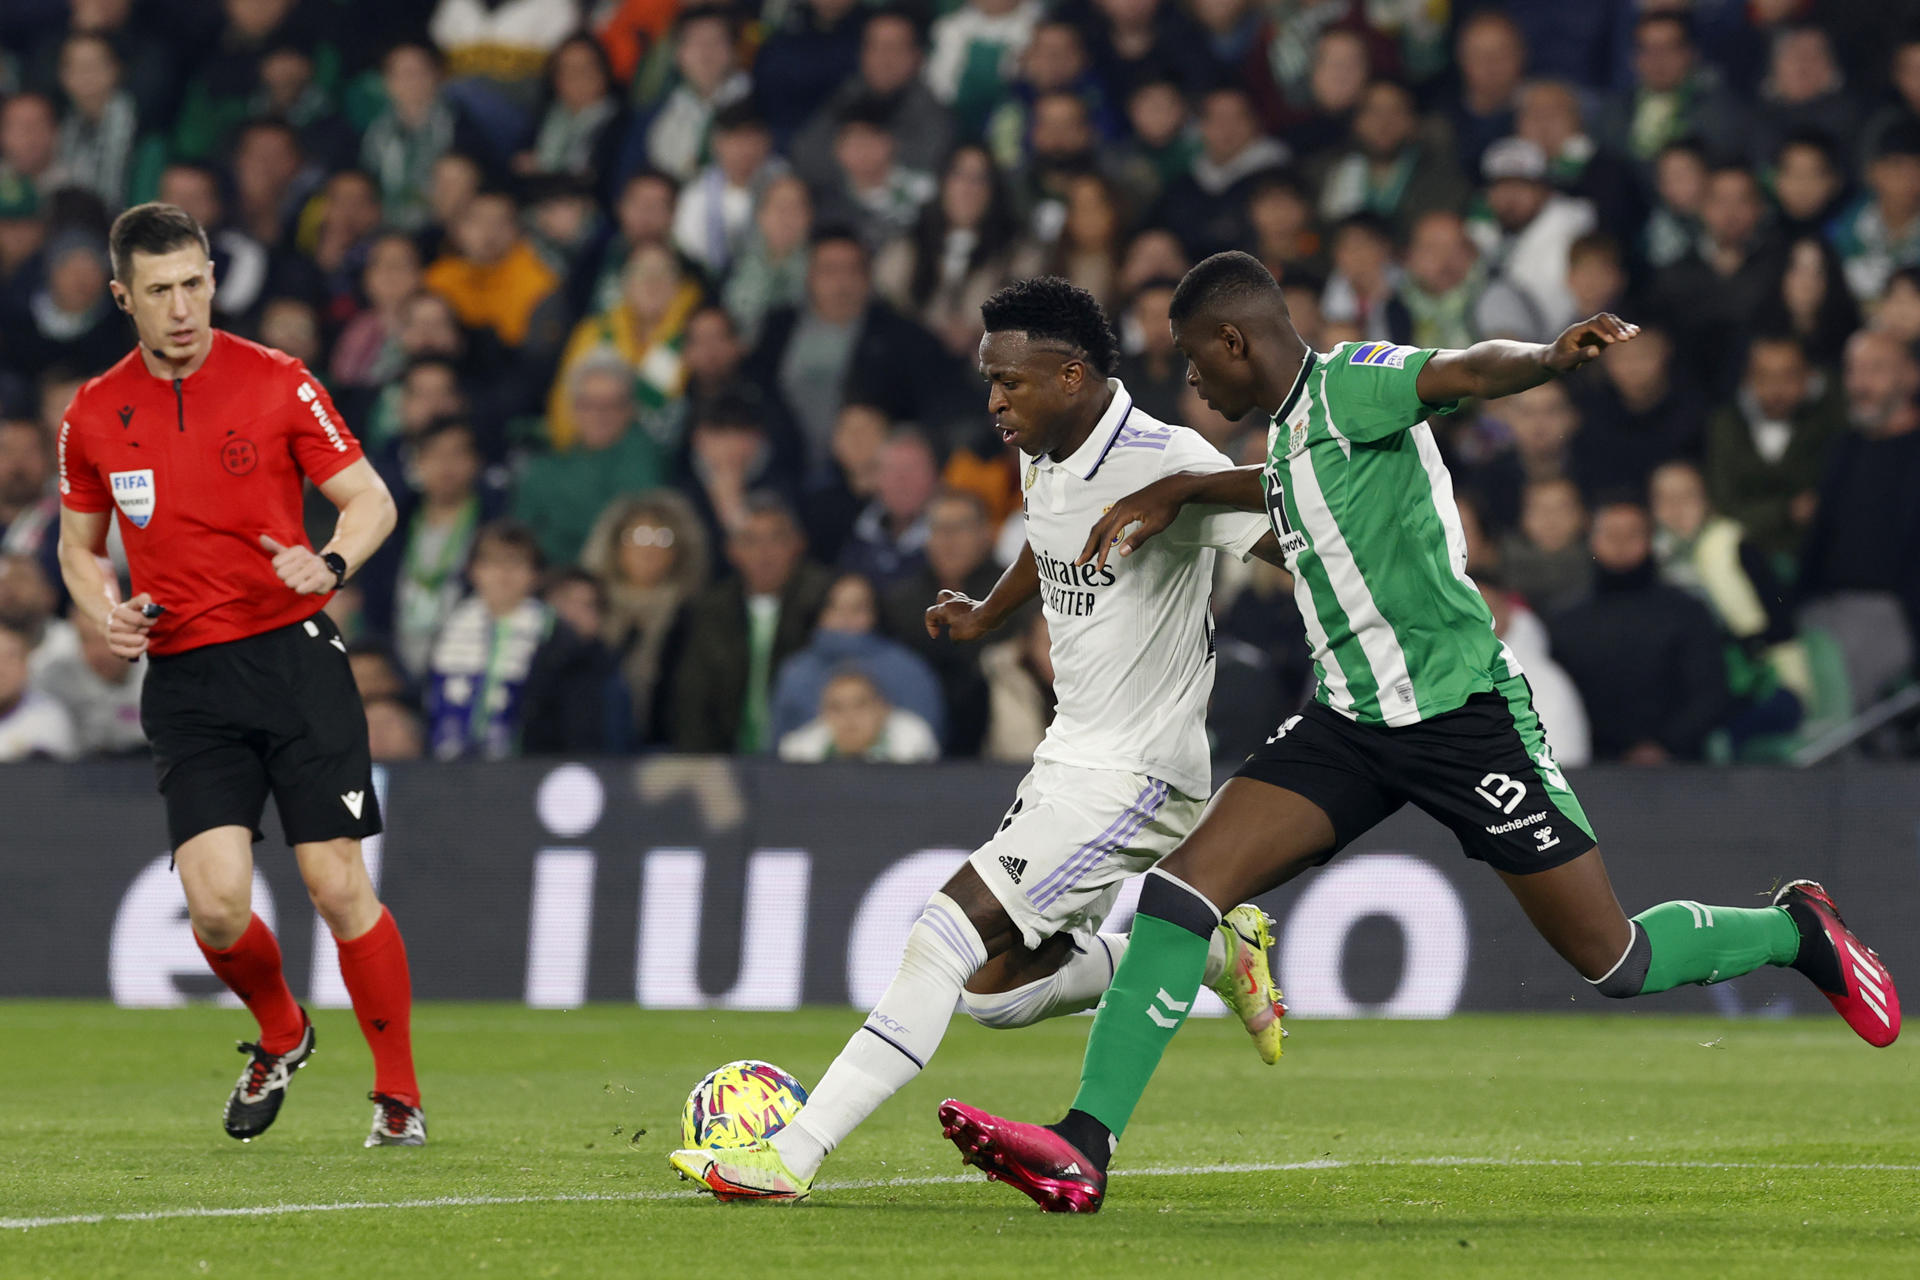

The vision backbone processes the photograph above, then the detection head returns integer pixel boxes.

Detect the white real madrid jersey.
[1019,380,1269,797]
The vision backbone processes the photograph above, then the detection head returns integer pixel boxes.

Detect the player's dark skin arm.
[925,541,1040,641]
[1414,313,1640,403]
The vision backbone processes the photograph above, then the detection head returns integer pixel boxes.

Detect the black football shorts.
[1235,671,1595,875]
[141,609,382,850]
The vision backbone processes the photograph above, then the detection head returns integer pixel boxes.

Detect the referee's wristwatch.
[320,551,349,590]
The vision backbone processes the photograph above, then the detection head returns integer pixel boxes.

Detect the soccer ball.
[681,1060,809,1149]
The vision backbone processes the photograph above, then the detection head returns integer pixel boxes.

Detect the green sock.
[1068,911,1211,1139]
[1634,901,1801,994]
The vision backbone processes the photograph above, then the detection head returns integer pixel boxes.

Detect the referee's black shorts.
[141,609,383,851]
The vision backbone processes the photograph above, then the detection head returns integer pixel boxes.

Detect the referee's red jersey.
[58,331,366,655]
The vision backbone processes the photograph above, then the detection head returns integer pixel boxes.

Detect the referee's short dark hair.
[1168,251,1283,328]
[108,203,210,284]
[980,276,1119,377]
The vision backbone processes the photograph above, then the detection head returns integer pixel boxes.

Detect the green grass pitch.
[3,1002,1917,1278]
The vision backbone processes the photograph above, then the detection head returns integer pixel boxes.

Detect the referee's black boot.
[223,1010,316,1141]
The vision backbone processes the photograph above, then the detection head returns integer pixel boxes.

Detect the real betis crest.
[1287,419,1308,456]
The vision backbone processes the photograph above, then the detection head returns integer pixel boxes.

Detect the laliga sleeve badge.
[109,468,156,528]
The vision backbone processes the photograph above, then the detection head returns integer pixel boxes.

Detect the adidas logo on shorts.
[998,855,1029,884]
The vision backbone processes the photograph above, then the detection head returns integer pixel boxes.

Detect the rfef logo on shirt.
[109,469,156,528]
[1348,342,1415,369]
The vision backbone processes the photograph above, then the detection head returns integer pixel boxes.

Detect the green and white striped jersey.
[1261,340,1512,727]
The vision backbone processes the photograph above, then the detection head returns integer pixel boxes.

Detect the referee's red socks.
[335,907,419,1107]
[196,914,305,1056]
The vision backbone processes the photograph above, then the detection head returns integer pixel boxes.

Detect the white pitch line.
[6,1156,1918,1232]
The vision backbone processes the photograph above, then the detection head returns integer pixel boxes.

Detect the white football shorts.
[968,759,1206,951]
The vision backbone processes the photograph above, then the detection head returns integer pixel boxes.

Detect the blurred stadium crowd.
[0,0,1917,768]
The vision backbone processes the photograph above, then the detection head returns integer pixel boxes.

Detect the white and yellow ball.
[681,1060,809,1149]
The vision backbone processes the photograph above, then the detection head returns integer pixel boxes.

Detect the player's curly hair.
[1169,251,1285,328]
[980,276,1119,377]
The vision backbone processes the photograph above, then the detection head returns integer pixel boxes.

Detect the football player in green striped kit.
[937,251,1901,1214]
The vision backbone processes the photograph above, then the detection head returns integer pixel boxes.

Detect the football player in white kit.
[670,278,1291,1201]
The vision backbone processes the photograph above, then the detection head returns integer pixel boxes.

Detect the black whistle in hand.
[141,603,165,619]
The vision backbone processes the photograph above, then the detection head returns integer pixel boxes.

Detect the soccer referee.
[55,204,425,1147]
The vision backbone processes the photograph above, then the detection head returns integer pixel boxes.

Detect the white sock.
[772,893,985,1180]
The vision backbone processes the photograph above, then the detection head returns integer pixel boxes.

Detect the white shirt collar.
[1039,379,1134,480]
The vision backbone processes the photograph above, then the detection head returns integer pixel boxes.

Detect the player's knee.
[189,899,251,949]
[902,893,989,988]
[300,855,373,928]
[1586,922,1651,999]
[960,983,1047,1030]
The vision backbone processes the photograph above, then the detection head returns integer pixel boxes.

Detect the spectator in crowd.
[1319,213,1397,340]
[813,97,937,252]
[1704,332,1846,566]
[1875,266,1920,349]
[1549,498,1731,764]
[1514,79,1638,236]
[0,418,59,594]
[517,356,669,567]
[840,427,940,593]
[348,643,411,708]
[1246,171,1323,284]
[980,608,1053,763]
[1563,232,1628,327]
[1601,11,1744,168]
[1651,459,1810,733]
[424,188,562,352]
[589,169,679,314]
[35,602,144,756]
[361,43,473,233]
[1271,25,1375,162]
[1756,235,1863,375]
[1771,131,1849,242]
[1115,76,1197,204]
[377,418,498,677]
[1466,137,1595,341]
[683,390,798,550]
[670,494,833,753]
[984,18,1113,175]
[424,520,616,760]
[749,228,963,470]
[754,0,866,150]
[14,231,120,378]
[1116,277,1185,424]
[1642,138,1709,272]
[1317,78,1467,238]
[1833,121,1920,303]
[927,0,1045,140]
[643,5,752,184]
[1569,325,1704,500]
[1502,476,1592,615]
[0,619,75,762]
[771,570,944,746]
[1444,10,1525,179]
[1471,378,1580,536]
[580,490,710,745]
[1036,173,1128,313]
[54,31,145,210]
[881,487,1001,756]
[1084,0,1213,105]
[541,567,634,752]
[1796,329,1920,711]
[803,402,890,564]
[515,35,627,193]
[429,0,577,128]
[876,144,1032,360]
[671,102,782,277]
[1155,84,1290,259]
[547,241,700,450]
[1390,209,1534,350]
[331,232,425,390]
[722,173,812,346]
[1655,164,1787,400]
[777,666,940,762]
[1475,573,1590,768]
[673,304,786,452]
[793,6,954,189]
[366,697,426,762]
[0,92,63,198]
[1862,32,1920,165]
[1750,24,1859,173]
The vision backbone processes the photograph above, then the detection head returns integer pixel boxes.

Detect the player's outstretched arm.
[926,541,1039,642]
[1416,314,1641,404]
[1077,467,1265,572]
